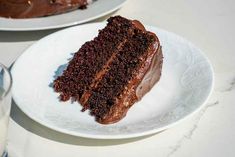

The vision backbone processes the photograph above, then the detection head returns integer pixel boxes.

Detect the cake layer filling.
[84,29,157,120]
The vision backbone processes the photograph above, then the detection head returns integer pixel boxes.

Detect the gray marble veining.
[167,101,219,157]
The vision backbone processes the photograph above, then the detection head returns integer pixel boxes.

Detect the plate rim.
[0,0,127,31]
[11,23,214,139]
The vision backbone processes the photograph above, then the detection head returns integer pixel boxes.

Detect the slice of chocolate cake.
[53,16,163,124]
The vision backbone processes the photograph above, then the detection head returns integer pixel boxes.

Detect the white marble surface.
[0,0,235,156]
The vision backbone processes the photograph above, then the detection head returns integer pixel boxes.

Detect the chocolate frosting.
[0,0,88,18]
[97,20,163,124]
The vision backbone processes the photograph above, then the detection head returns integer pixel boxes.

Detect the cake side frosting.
[97,21,163,124]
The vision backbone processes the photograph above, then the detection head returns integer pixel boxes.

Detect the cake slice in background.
[53,16,163,124]
[0,0,93,18]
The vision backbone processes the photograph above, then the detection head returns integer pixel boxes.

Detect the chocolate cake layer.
[53,16,163,124]
[0,0,90,18]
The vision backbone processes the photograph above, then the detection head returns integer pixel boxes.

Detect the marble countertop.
[0,0,235,156]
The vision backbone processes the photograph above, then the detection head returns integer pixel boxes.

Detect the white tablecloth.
[0,0,235,156]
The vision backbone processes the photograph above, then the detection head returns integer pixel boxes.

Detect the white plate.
[0,0,126,31]
[11,23,214,139]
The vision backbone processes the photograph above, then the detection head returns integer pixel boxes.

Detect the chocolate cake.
[0,0,92,18]
[53,16,163,124]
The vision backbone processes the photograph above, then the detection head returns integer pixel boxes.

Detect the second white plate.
[11,23,214,139]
